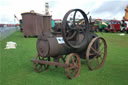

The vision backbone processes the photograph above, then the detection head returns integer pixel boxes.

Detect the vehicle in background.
[0,24,19,28]
[93,19,108,32]
[105,20,121,32]
[0,24,4,27]
[93,19,102,32]
[19,19,23,32]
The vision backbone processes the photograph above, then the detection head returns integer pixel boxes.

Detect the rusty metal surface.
[37,32,71,57]
[21,13,51,37]
[43,16,52,32]
[47,37,60,56]
[32,57,68,68]
[37,39,49,57]
[86,37,107,70]
[65,53,81,79]
[22,13,43,36]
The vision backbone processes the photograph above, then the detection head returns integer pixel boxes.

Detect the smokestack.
[45,2,50,16]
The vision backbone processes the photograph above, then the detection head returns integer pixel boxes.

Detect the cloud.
[0,0,128,23]
[0,0,46,23]
[48,0,104,19]
[91,0,128,19]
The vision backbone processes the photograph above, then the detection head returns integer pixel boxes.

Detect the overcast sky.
[0,0,128,24]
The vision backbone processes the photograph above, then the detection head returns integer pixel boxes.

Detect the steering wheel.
[62,9,89,49]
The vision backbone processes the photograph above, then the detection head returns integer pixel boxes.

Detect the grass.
[0,31,128,85]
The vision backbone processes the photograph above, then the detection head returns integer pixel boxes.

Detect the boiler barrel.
[37,32,71,57]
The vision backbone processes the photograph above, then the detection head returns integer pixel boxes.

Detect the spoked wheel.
[62,9,89,49]
[86,37,107,70]
[65,53,81,79]
[33,55,50,72]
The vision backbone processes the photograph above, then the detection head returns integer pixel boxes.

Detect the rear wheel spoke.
[91,47,99,54]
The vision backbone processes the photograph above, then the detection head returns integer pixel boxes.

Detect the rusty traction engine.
[31,9,107,79]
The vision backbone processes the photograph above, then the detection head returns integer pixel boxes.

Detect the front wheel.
[65,53,81,79]
[33,55,50,72]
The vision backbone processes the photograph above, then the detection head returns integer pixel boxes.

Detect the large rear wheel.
[86,37,107,70]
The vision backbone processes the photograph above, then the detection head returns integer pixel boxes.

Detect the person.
[120,20,126,32]
[98,21,102,32]
[19,19,23,32]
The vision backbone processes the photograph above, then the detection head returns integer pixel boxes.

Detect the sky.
[0,0,128,24]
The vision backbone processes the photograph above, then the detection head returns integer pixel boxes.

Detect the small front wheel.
[65,53,81,79]
[33,55,50,72]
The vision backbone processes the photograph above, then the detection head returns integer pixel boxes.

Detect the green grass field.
[0,31,128,85]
